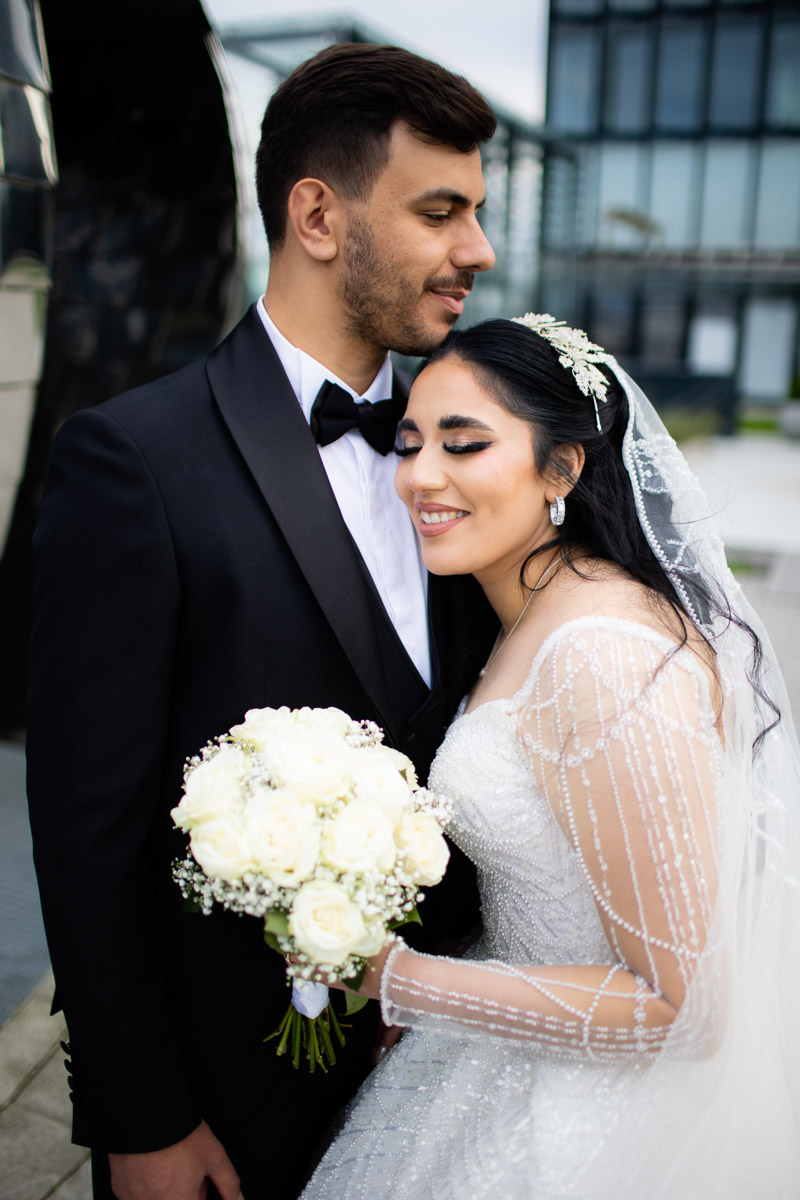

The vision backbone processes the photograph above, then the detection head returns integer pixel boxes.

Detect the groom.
[27,42,497,1200]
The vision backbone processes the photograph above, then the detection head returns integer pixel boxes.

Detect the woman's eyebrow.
[438,415,495,433]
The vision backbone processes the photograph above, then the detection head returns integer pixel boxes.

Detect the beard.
[339,217,473,358]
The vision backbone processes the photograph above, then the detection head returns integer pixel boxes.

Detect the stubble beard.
[339,218,469,358]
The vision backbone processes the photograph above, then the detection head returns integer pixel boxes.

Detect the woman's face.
[395,358,554,586]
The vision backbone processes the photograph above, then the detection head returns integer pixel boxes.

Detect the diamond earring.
[549,497,565,526]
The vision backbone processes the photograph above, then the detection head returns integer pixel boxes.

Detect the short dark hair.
[255,43,497,250]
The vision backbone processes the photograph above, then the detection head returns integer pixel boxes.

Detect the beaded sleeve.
[380,625,723,1059]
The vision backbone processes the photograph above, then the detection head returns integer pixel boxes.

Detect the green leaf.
[263,930,282,954]
[263,910,290,938]
[182,897,201,915]
[344,992,370,1016]
[389,905,422,930]
[347,961,367,992]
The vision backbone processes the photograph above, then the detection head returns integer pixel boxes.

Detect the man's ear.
[545,443,586,500]
[286,178,343,262]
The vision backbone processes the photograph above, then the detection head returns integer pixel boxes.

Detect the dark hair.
[255,43,497,251]
[425,319,778,751]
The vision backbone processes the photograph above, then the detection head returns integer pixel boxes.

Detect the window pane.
[597,143,649,248]
[709,22,763,129]
[699,141,754,247]
[649,142,700,247]
[554,0,604,10]
[739,300,797,399]
[754,141,800,247]
[591,289,637,357]
[766,21,800,128]
[0,83,55,183]
[641,297,685,365]
[605,28,652,132]
[0,0,48,89]
[610,0,656,10]
[548,30,601,133]
[655,24,706,131]
[554,0,603,11]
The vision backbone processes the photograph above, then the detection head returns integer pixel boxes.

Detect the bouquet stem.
[265,1002,347,1072]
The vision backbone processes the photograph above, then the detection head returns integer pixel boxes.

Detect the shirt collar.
[257,297,394,423]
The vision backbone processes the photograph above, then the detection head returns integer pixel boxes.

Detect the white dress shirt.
[257,301,431,686]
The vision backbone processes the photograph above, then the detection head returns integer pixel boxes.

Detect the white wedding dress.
[303,614,799,1200]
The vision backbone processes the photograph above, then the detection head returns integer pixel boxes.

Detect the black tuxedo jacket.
[27,305,495,1197]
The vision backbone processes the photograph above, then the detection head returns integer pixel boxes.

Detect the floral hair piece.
[511,312,615,432]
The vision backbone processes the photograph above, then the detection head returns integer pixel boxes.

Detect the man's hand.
[108,1119,242,1200]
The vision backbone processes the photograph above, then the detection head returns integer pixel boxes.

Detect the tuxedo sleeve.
[27,407,202,1152]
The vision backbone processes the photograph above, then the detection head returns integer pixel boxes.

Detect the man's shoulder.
[96,358,211,431]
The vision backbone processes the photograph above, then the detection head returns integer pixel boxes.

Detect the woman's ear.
[545,443,586,500]
[286,178,342,262]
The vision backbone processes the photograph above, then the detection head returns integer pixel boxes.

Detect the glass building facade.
[543,0,800,407]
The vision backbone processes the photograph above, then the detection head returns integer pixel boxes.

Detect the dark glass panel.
[655,23,706,131]
[0,0,48,88]
[553,0,603,12]
[590,288,636,357]
[0,82,55,183]
[767,21,800,128]
[605,27,652,133]
[610,0,656,10]
[641,296,685,366]
[0,179,50,275]
[548,28,602,134]
[709,21,763,129]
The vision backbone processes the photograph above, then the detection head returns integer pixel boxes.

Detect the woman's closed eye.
[395,440,493,457]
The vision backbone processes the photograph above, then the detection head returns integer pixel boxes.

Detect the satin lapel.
[206,306,396,737]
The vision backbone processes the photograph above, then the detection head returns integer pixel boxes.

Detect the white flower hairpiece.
[511,312,615,432]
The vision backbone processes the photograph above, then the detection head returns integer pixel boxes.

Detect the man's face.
[337,123,495,358]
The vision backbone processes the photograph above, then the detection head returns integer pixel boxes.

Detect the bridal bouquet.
[171,705,451,1071]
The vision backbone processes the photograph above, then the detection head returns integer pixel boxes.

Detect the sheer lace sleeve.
[380,622,723,1059]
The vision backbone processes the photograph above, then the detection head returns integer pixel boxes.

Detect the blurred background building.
[544,0,800,421]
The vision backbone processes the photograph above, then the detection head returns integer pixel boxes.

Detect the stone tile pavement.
[1,432,798,1200]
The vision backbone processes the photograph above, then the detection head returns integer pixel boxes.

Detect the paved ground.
[1,431,798,1200]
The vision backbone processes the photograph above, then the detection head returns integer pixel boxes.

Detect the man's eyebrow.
[414,188,487,210]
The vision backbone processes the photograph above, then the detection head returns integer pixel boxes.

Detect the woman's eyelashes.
[394,440,493,457]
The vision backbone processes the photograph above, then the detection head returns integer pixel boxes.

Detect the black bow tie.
[309,381,406,456]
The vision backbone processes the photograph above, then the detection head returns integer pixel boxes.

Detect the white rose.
[229,706,297,750]
[320,801,397,874]
[189,815,254,880]
[352,747,414,826]
[396,811,450,886]
[293,707,356,738]
[288,880,370,965]
[260,726,354,807]
[171,743,250,830]
[372,743,418,787]
[243,786,320,887]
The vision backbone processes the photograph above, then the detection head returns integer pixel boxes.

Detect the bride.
[301,315,800,1199]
